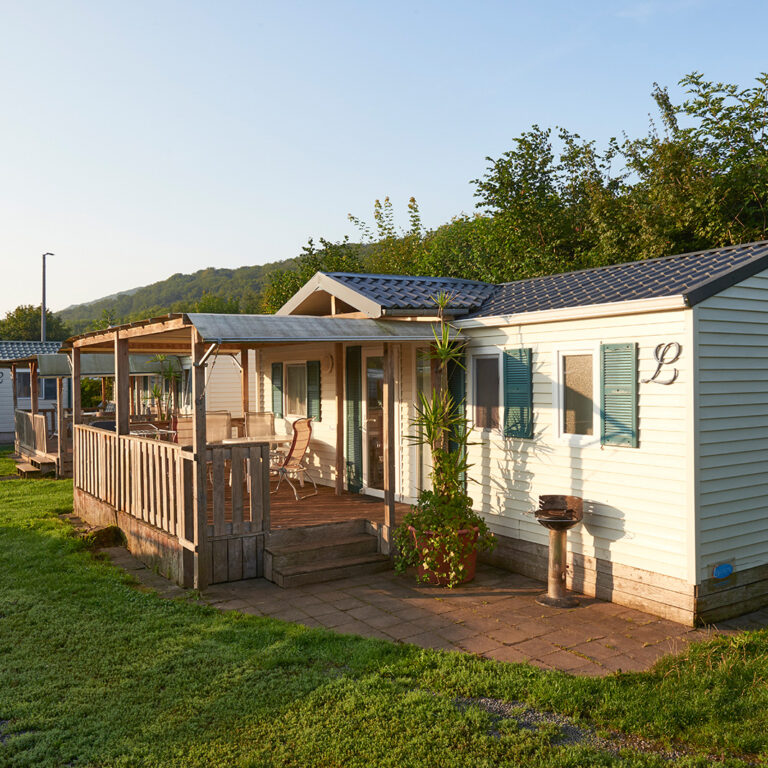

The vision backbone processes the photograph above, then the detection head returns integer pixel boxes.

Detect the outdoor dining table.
[221,435,292,447]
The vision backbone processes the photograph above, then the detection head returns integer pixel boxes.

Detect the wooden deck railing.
[15,409,50,455]
[74,425,184,537]
[73,424,271,586]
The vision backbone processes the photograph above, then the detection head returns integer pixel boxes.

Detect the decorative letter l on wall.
[642,342,682,385]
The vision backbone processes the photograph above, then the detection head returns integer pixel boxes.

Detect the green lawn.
[0,444,16,476]
[0,478,766,767]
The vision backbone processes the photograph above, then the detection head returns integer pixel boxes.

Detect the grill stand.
[536,526,579,608]
[534,495,583,609]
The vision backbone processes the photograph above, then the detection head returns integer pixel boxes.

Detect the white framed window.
[553,346,599,445]
[472,354,500,430]
[285,363,307,417]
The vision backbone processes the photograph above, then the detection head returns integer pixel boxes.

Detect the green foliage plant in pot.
[392,294,495,587]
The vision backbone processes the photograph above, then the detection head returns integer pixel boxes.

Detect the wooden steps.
[265,519,390,588]
[15,454,56,478]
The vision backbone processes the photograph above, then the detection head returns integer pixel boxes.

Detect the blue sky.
[1,0,767,314]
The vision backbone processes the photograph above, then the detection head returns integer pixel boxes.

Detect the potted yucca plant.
[393,294,495,587]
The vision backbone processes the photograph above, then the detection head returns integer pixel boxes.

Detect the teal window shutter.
[345,346,363,492]
[271,362,283,418]
[503,348,533,439]
[307,360,321,422]
[600,343,638,447]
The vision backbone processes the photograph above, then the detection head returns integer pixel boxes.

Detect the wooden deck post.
[114,332,130,435]
[56,376,65,476]
[335,342,344,495]
[240,346,250,417]
[10,364,17,412]
[191,329,209,590]
[30,361,39,415]
[71,348,82,426]
[382,342,396,554]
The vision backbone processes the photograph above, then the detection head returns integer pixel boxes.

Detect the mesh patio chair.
[270,417,318,500]
[244,411,275,437]
[206,411,232,443]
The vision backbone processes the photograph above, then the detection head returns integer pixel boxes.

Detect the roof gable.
[277,271,496,317]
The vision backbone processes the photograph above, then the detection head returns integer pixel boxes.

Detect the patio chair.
[206,411,232,443]
[245,411,275,437]
[270,417,318,500]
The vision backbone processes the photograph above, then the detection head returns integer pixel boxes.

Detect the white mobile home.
[0,341,63,443]
[270,241,768,624]
[67,240,768,625]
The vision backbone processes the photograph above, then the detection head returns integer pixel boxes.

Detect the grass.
[0,478,766,766]
[0,444,16,476]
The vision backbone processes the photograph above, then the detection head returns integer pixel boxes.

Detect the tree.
[259,237,365,313]
[0,305,71,341]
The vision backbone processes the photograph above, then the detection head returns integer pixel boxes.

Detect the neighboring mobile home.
[0,341,63,443]
[68,240,768,625]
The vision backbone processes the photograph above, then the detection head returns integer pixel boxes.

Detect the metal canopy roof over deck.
[0,352,183,377]
[68,312,452,353]
[186,313,450,343]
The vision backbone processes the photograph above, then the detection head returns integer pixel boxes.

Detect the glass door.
[364,355,384,493]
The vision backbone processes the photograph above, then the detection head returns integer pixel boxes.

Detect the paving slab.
[101,547,768,677]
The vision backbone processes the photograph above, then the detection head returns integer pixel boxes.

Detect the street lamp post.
[41,252,53,342]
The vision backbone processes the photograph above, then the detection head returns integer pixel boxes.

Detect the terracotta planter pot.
[409,526,479,586]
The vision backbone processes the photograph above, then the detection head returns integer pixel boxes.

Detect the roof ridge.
[324,271,494,286]
[492,239,768,288]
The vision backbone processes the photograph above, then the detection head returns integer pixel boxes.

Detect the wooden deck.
[205,478,411,529]
[269,482,410,529]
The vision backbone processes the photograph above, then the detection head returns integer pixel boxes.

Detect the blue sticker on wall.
[712,563,733,580]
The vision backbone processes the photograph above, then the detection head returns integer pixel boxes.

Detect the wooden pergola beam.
[240,346,250,417]
[191,329,209,590]
[72,315,190,347]
[30,361,39,415]
[382,342,396,553]
[10,364,17,412]
[335,342,344,495]
[71,348,82,427]
[114,332,130,435]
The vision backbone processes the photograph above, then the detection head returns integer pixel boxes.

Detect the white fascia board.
[454,295,688,330]
[276,272,383,318]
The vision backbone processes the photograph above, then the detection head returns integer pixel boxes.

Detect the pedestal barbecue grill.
[534,494,583,608]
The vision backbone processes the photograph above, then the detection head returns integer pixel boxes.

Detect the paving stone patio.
[104,547,768,676]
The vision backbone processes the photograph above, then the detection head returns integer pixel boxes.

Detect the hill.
[58,259,295,334]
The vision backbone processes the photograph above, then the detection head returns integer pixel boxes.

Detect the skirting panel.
[695,563,768,624]
[480,532,697,626]
[74,487,183,584]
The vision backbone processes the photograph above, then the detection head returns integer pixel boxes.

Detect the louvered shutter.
[345,346,363,492]
[600,343,638,447]
[307,360,321,422]
[271,362,283,419]
[503,348,533,439]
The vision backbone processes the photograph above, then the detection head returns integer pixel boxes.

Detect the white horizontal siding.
[258,342,421,497]
[205,355,243,417]
[259,343,339,486]
[695,270,768,581]
[461,309,693,582]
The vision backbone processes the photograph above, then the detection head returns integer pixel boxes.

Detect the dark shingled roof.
[325,273,497,314]
[0,341,62,361]
[323,242,768,319]
[469,240,768,318]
